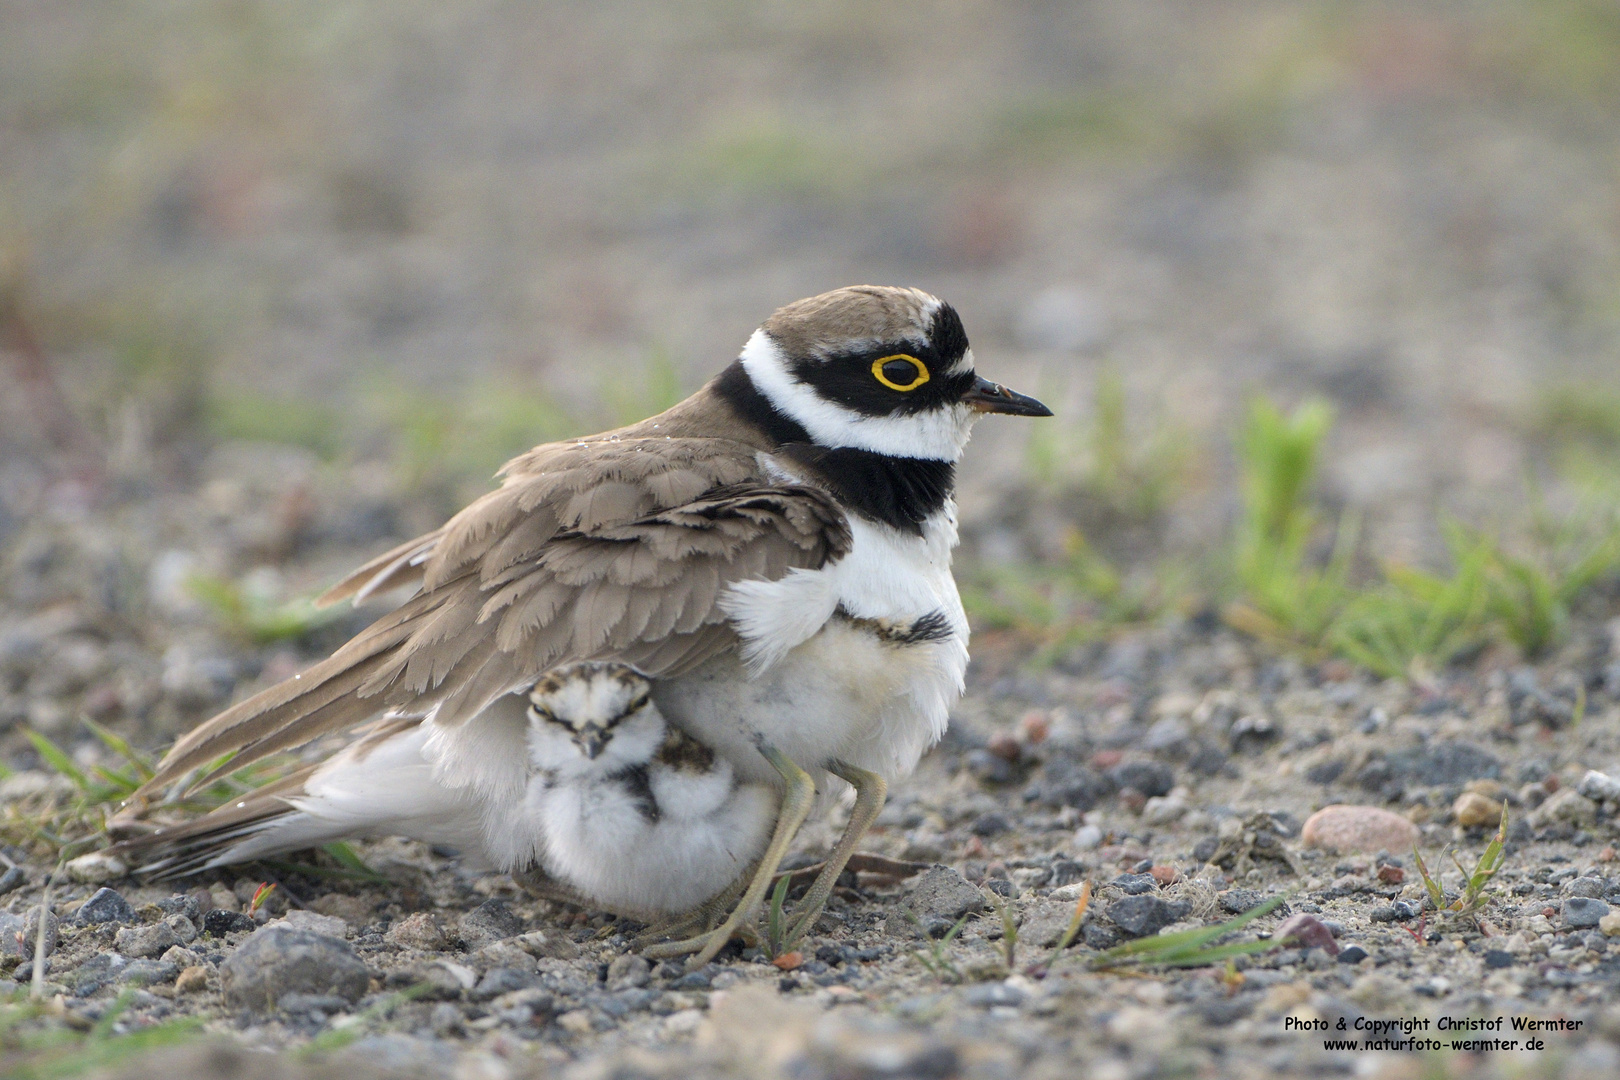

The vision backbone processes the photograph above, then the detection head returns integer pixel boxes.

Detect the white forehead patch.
[528,665,649,729]
[739,331,977,462]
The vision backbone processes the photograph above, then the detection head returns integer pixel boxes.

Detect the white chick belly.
[533,776,774,914]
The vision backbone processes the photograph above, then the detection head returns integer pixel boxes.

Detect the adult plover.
[114,285,1050,964]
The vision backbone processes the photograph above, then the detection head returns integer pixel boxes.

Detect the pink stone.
[1275,913,1340,956]
[1301,805,1419,855]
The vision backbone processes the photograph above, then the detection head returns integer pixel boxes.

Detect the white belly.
[655,620,966,786]
[534,774,775,914]
[664,505,968,784]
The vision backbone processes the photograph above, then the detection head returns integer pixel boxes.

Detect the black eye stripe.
[789,349,972,418]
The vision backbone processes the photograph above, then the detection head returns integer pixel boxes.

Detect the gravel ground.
[5,7,1620,1075]
[3,455,1620,1080]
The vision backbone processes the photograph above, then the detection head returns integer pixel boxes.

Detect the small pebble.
[458,900,525,948]
[986,732,1022,763]
[1564,897,1610,929]
[202,909,255,936]
[220,927,370,1012]
[176,965,210,993]
[1336,945,1369,965]
[1600,911,1620,937]
[386,911,449,951]
[1452,791,1502,828]
[65,851,127,884]
[1577,770,1620,802]
[1483,950,1514,969]
[1274,913,1339,956]
[557,1009,595,1035]
[1301,805,1419,854]
[1106,895,1191,937]
[971,812,1012,837]
[75,887,136,926]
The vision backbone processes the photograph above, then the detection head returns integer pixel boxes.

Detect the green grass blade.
[1092,894,1287,966]
[24,731,91,794]
[79,719,154,781]
[318,842,386,883]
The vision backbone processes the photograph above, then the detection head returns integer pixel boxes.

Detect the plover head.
[735,285,1051,464]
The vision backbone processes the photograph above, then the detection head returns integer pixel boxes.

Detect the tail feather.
[116,719,512,879]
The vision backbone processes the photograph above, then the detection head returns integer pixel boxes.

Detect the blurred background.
[4,1,1620,750]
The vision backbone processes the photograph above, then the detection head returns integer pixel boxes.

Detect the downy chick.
[522,662,776,915]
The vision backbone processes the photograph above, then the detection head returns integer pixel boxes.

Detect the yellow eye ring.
[871,354,930,392]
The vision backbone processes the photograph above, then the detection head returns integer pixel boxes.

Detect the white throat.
[738,330,977,461]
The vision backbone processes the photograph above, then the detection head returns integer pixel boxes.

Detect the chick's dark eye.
[872,354,929,392]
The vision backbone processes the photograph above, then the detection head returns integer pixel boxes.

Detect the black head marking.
[769,301,976,420]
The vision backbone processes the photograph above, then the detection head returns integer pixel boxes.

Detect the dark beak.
[961,375,1053,417]
[578,732,607,760]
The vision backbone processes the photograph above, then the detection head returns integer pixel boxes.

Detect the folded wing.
[121,435,851,814]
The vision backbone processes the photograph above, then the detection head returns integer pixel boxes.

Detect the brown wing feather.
[125,435,851,809]
[315,532,443,608]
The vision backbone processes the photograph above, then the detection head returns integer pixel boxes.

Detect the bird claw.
[640,921,757,966]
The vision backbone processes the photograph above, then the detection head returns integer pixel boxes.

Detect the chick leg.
[642,743,815,969]
[781,759,886,948]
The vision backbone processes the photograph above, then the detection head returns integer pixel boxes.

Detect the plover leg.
[642,742,814,969]
[781,760,886,949]
[633,874,750,948]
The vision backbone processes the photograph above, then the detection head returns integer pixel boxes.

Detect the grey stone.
[202,908,256,936]
[1337,945,1369,965]
[0,908,58,960]
[607,953,650,990]
[1390,741,1501,786]
[963,982,1027,1008]
[220,927,371,1012]
[669,970,712,990]
[75,887,136,926]
[1219,889,1267,914]
[1483,949,1513,968]
[1566,877,1607,899]
[406,959,478,999]
[1029,761,1113,811]
[888,865,989,937]
[64,953,128,995]
[271,909,349,938]
[970,811,1012,837]
[429,1001,463,1036]
[1106,896,1192,937]
[114,920,181,959]
[1563,897,1610,928]
[0,867,23,896]
[1112,873,1155,895]
[1082,921,1122,949]
[152,894,203,922]
[1578,770,1620,802]
[1108,761,1175,798]
[458,900,524,948]
[118,959,180,986]
[1016,901,1080,949]
[278,992,351,1015]
[470,966,540,1002]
